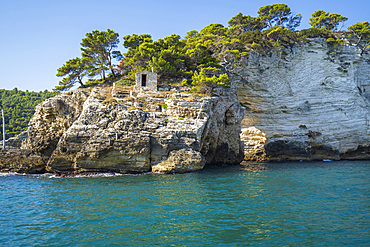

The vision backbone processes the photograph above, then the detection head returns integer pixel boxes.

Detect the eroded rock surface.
[152,149,205,173]
[0,148,46,173]
[241,127,267,161]
[22,90,89,157]
[230,39,370,161]
[9,86,244,174]
[2,39,368,173]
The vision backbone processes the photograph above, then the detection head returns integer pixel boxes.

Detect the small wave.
[0,171,148,179]
[0,172,27,177]
[50,172,146,179]
[72,173,126,178]
[0,172,56,178]
[0,172,17,176]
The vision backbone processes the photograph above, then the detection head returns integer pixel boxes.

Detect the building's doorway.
[141,74,147,87]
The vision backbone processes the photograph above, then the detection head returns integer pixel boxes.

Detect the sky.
[0,0,369,92]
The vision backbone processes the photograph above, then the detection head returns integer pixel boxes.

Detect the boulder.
[152,149,205,173]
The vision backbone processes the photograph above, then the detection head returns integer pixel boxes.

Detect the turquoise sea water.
[0,161,369,246]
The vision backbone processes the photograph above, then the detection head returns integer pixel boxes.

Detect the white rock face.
[231,39,369,160]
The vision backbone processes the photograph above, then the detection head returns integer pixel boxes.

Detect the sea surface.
[0,160,369,246]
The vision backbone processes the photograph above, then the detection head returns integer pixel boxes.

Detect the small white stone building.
[134,71,158,91]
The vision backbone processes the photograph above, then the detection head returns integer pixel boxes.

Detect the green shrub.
[137,97,146,102]
[191,67,230,88]
[86,78,105,87]
[181,79,188,86]
[116,79,135,87]
[298,28,325,38]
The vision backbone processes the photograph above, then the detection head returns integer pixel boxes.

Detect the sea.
[0,160,369,246]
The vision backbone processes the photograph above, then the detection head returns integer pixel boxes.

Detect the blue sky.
[0,0,369,92]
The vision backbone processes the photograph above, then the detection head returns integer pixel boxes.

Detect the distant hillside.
[0,88,57,139]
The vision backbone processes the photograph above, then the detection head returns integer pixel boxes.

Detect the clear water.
[0,161,369,246]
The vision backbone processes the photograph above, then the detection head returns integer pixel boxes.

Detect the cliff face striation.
[1,86,244,173]
[231,39,369,161]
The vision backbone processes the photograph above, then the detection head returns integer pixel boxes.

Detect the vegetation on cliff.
[348,21,370,55]
[54,4,369,93]
[0,88,57,139]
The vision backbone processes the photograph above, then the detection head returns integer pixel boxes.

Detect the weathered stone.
[22,89,89,157]
[231,38,370,161]
[25,86,245,174]
[241,127,267,161]
[152,149,205,173]
[3,39,368,174]
[199,90,245,165]
[0,148,46,173]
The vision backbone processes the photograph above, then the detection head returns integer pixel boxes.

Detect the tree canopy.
[54,29,123,92]
[309,10,348,31]
[81,29,122,80]
[257,4,302,30]
[54,57,89,92]
[228,13,264,34]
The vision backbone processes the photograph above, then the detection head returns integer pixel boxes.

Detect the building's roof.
[135,71,156,75]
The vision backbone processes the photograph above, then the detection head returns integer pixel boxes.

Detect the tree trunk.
[102,67,106,80]
[78,78,86,88]
[111,68,116,78]
[356,36,362,47]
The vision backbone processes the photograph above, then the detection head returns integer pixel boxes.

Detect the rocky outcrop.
[152,149,205,173]
[0,148,46,173]
[8,86,244,174]
[240,127,267,161]
[230,39,370,161]
[21,90,89,157]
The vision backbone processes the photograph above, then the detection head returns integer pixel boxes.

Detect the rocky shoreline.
[1,39,369,174]
[1,85,245,174]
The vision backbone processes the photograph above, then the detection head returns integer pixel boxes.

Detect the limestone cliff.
[1,86,244,174]
[22,90,90,157]
[1,39,368,173]
[230,38,369,161]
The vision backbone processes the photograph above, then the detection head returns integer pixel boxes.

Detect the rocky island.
[1,3,369,174]
[0,74,245,174]
[1,38,369,174]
